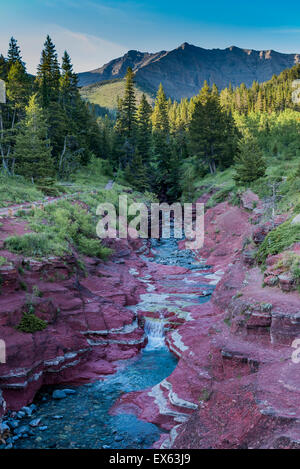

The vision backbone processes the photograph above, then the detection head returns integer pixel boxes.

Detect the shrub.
[5,200,112,261]
[17,312,47,333]
[0,256,7,266]
[5,232,68,257]
[256,220,300,263]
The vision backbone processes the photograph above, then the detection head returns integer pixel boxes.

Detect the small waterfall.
[144,317,165,350]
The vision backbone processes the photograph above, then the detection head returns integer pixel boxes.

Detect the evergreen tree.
[7,37,23,67]
[60,51,78,106]
[6,61,30,113]
[152,84,173,198]
[0,54,8,81]
[122,67,137,140]
[233,134,266,185]
[36,35,60,106]
[0,39,30,174]
[136,93,152,163]
[14,94,54,182]
[189,83,237,174]
[152,83,169,134]
[113,68,137,167]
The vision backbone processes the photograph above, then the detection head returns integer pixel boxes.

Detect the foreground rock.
[0,236,147,415]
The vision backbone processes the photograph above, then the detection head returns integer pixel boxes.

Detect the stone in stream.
[52,390,67,399]
[29,418,41,427]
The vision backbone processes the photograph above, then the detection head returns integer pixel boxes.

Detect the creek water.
[15,233,212,449]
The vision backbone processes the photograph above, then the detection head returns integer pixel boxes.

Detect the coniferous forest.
[1,36,300,204]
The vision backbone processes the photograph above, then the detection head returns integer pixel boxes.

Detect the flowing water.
[14,232,212,449]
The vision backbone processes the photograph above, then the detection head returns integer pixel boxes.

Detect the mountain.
[78,49,167,87]
[78,43,300,100]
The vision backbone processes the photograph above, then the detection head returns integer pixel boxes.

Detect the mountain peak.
[179,42,191,49]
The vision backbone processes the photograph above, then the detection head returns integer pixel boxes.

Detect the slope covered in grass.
[80,78,154,111]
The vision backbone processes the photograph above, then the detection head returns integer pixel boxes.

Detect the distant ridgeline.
[78,44,300,100]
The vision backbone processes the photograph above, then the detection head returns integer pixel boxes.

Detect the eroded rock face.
[112,198,300,449]
[0,238,148,414]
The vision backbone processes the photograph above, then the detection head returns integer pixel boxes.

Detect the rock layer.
[0,237,147,414]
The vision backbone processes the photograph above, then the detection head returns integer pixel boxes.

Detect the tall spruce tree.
[14,94,54,182]
[152,84,173,199]
[114,67,137,167]
[36,35,60,106]
[0,39,30,174]
[60,51,78,107]
[7,37,24,67]
[136,93,152,163]
[233,134,266,185]
[189,83,237,174]
[122,67,137,140]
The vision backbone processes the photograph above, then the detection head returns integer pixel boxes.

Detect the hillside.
[78,43,300,100]
[80,78,154,112]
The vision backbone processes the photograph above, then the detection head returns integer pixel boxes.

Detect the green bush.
[256,220,300,263]
[17,312,47,333]
[0,256,7,266]
[5,200,112,260]
[5,232,68,257]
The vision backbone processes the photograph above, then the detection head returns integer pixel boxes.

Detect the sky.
[1,0,300,74]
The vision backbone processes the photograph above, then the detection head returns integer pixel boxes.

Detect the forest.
[1,36,300,204]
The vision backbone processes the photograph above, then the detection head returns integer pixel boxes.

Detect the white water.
[144,317,166,350]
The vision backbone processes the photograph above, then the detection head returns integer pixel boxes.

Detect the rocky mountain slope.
[78,43,300,100]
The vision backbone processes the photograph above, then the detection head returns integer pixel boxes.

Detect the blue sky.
[1,0,300,73]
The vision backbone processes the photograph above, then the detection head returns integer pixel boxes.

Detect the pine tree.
[136,93,152,163]
[152,83,169,134]
[14,94,54,182]
[0,55,8,81]
[7,37,24,67]
[189,83,237,174]
[60,51,78,106]
[36,35,61,106]
[6,61,30,112]
[122,67,137,140]
[233,134,266,185]
[113,68,137,167]
[0,39,30,174]
[152,84,173,198]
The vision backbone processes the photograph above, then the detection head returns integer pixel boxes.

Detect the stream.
[14,233,212,449]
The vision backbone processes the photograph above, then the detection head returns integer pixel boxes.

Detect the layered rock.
[0,237,148,414]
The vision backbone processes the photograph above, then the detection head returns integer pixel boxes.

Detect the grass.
[80,79,154,111]
[5,199,113,260]
[0,176,45,208]
[256,219,300,264]
[0,158,114,208]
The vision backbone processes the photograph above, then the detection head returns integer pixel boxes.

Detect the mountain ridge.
[78,43,300,100]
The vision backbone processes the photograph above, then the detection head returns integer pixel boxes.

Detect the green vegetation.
[233,134,266,185]
[80,78,154,112]
[0,176,45,207]
[5,199,112,260]
[256,220,300,264]
[17,308,48,333]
